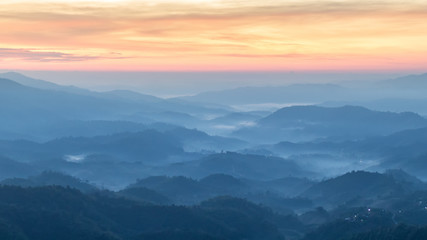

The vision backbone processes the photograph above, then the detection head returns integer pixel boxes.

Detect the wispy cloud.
[0,48,126,62]
[0,0,426,70]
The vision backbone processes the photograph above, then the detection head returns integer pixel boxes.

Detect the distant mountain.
[0,72,163,102]
[126,173,311,212]
[301,171,406,207]
[321,98,427,116]
[0,126,249,164]
[102,89,163,103]
[164,127,247,152]
[1,171,96,193]
[200,173,247,190]
[176,84,352,106]
[0,130,184,163]
[378,73,427,90]
[0,156,35,180]
[0,75,230,140]
[45,130,185,162]
[127,176,204,204]
[260,105,426,130]
[0,72,73,91]
[234,105,427,143]
[385,169,427,191]
[211,112,267,124]
[117,186,171,205]
[244,177,316,197]
[0,77,152,138]
[164,152,307,180]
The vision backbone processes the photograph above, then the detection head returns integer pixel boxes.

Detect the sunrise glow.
[0,0,426,71]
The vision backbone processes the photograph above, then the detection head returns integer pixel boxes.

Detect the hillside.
[301,171,408,207]
[0,185,285,240]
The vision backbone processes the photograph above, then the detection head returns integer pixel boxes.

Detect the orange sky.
[0,0,427,71]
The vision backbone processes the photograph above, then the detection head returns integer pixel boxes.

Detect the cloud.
[0,48,123,62]
[0,1,426,70]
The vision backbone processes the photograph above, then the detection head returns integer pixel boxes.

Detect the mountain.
[164,127,247,152]
[0,156,35,180]
[44,130,184,162]
[117,187,172,205]
[164,152,307,180]
[302,207,395,240]
[127,174,249,202]
[0,72,73,90]
[378,73,427,90]
[125,173,315,212]
[127,176,204,204]
[260,105,426,131]
[0,126,249,164]
[301,171,405,207]
[101,89,163,103]
[0,77,149,138]
[0,72,163,102]
[0,185,286,240]
[176,84,352,106]
[0,130,186,165]
[1,171,97,193]
[244,177,316,198]
[321,98,427,116]
[234,105,427,143]
[347,224,427,240]
[199,173,248,193]
[0,76,229,141]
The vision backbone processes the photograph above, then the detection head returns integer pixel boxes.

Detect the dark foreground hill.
[0,186,286,240]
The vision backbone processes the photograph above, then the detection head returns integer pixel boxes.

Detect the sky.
[0,0,427,72]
